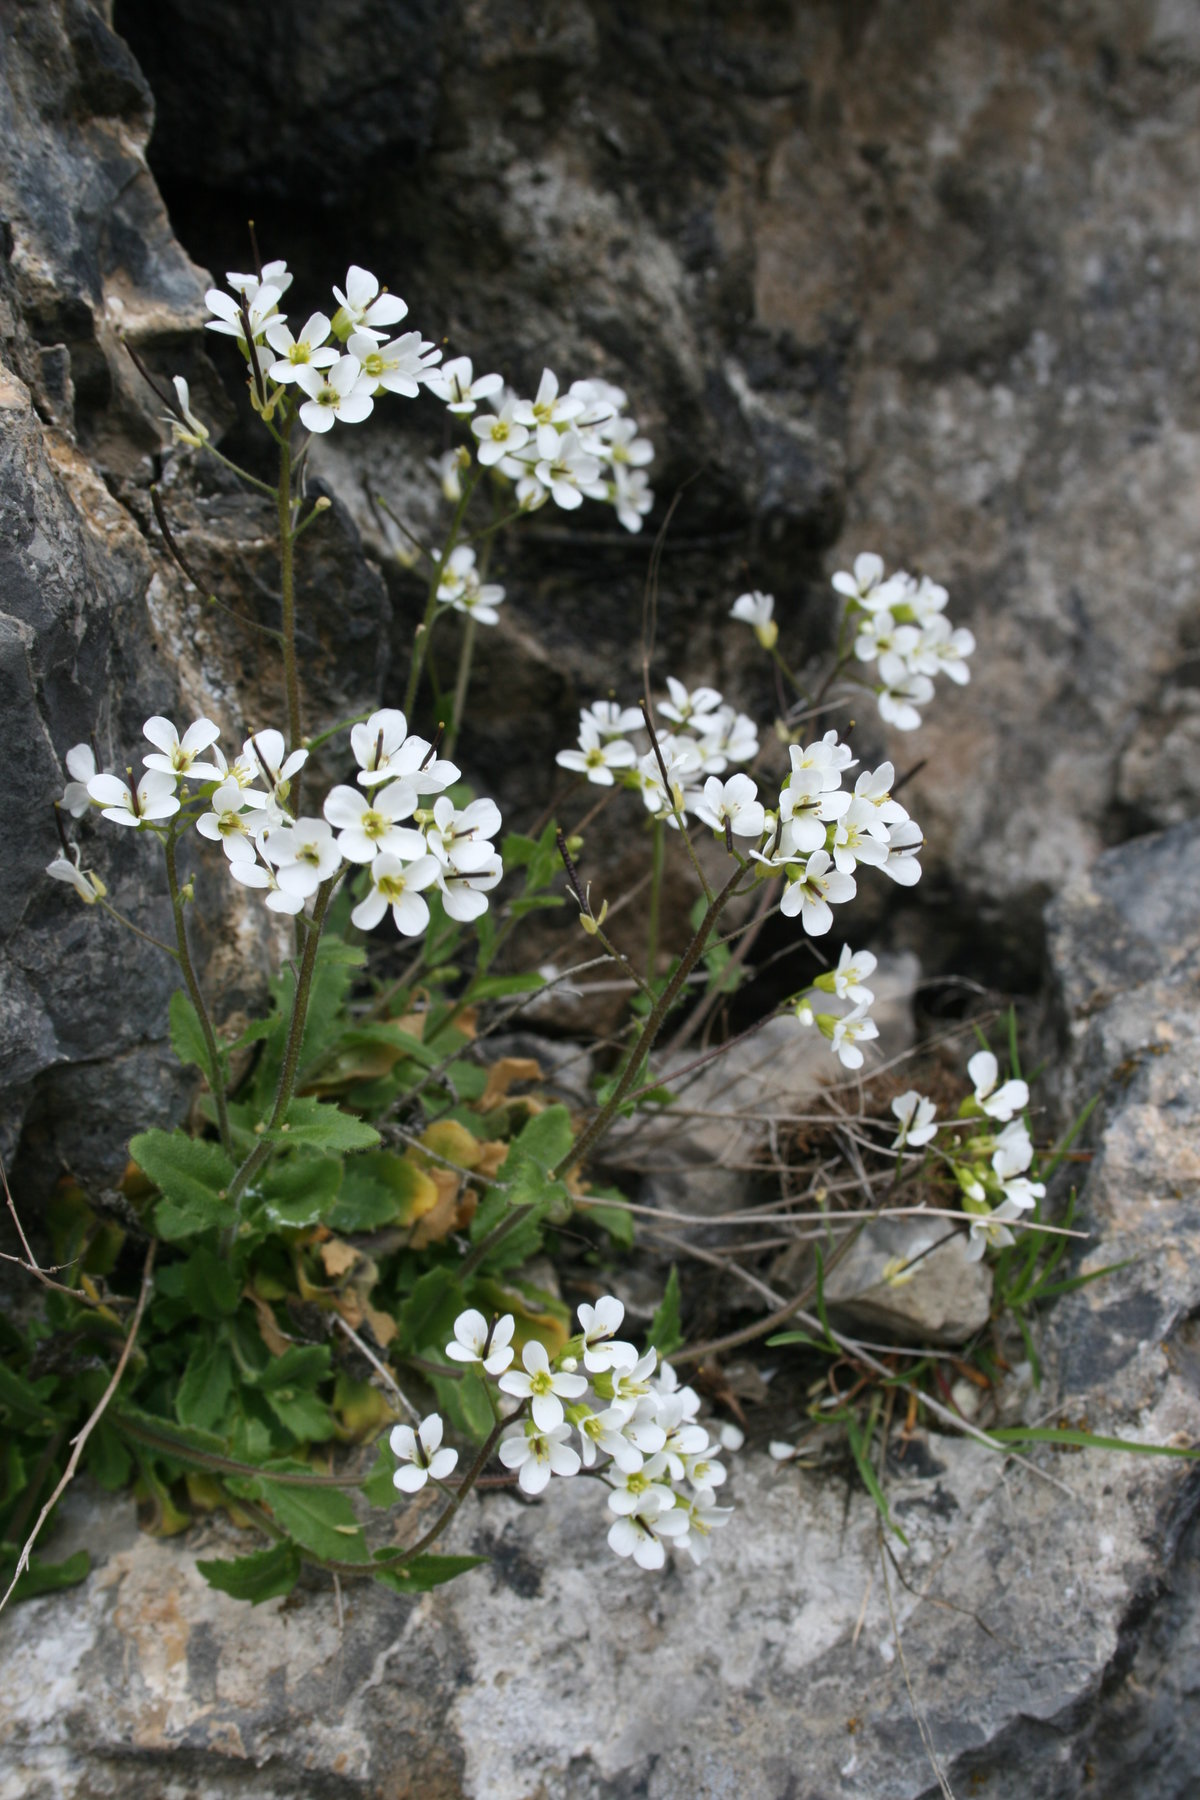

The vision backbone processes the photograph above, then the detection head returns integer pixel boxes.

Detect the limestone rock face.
[3,821,1200,1799]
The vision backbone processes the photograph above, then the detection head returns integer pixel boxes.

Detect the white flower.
[267,818,342,898]
[534,430,602,511]
[351,853,440,935]
[577,1296,636,1374]
[968,1050,1029,1122]
[195,778,257,859]
[332,265,408,339]
[421,795,502,869]
[831,944,877,1005]
[472,398,530,466]
[294,356,372,433]
[611,465,655,533]
[347,328,441,398]
[499,1421,581,1495]
[831,552,890,607]
[876,654,934,731]
[606,1493,690,1570]
[636,740,703,825]
[436,855,503,922]
[426,356,503,414]
[831,797,891,874]
[390,1413,458,1493]
[61,743,98,817]
[514,367,586,433]
[778,849,856,937]
[574,1403,644,1473]
[498,1340,588,1432]
[263,313,337,383]
[965,1197,1024,1262]
[239,729,307,814]
[46,852,104,904]
[698,706,759,770]
[730,589,778,649]
[435,545,506,624]
[596,415,654,468]
[678,1491,734,1564]
[880,817,924,886]
[853,762,909,825]
[606,1348,659,1407]
[87,769,179,828]
[891,1091,938,1149]
[445,1309,515,1376]
[660,677,722,731]
[205,282,285,344]
[606,1452,677,1517]
[909,575,950,625]
[142,715,222,783]
[581,700,643,738]
[432,446,470,503]
[225,259,292,302]
[695,774,765,840]
[556,719,637,786]
[323,783,423,864]
[228,852,306,915]
[829,1002,879,1070]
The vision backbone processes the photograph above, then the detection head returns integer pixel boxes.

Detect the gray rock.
[822,1217,994,1348]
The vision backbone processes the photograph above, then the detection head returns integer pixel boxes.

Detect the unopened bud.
[755,620,779,651]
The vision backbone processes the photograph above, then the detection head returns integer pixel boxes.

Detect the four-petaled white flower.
[498,1339,588,1431]
[556,719,637,786]
[143,715,222,783]
[831,944,877,1005]
[695,774,765,840]
[391,1414,458,1493]
[445,1309,515,1376]
[498,1421,581,1495]
[965,1197,1024,1262]
[205,282,285,344]
[351,853,440,935]
[87,769,180,828]
[779,850,856,937]
[607,1494,690,1571]
[472,398,530,466]
[577,1296,636,1373]
[332,265,408,340]
[891,1091,938,1149]
[263,312,338,383]
[830,1002,879,1070]
[968,1050,1029,1122]
[323,782,423,863]
[294,356,373,433]
[427,355,503,414]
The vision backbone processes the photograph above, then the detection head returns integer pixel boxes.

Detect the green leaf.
[648,1265,683,1358]
[845,1408,907,1544]
[259,1152,343,1229]
[986,1427,1200,1459]
[197,1540,300,1604]
[362,1440,398,1508]
[467,971,545,1002]
[329,1153,431,1231]
[257,1345,332,1393]
[579,1187,635,1250]
[427,1365,493,1444]
[395,1267,466,1357]
[253,1347,335,1440]
[267,1097,380,1154]
[501,1105,574,1176]
[372,1552,487,1594]
[169,989,215,1075]
[0,1547,91,1602]
[155,1247,241,1320]
[130,1130,236,1241]
[176,1337,234,1432]
[85,1419,132,1490]
[252,1479,370,1563]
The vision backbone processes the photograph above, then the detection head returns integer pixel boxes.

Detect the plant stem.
[277,425,303,796]
[202,442,279,500]
[403,473,480,721]
[164,829,232,1156]
[646,816,664,978]
[445,614,477,758]
[220,877,336,1230]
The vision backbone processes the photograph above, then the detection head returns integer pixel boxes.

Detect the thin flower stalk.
[163,828,232,1156]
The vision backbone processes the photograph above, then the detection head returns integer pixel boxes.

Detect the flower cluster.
[792,945,881,1070]
[196,260,654,536]
[556,684,922,936]
[832,552,975,732]
[49,707,503,938]
[887,1048,1043,1261]
[438,1297,734,1570]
